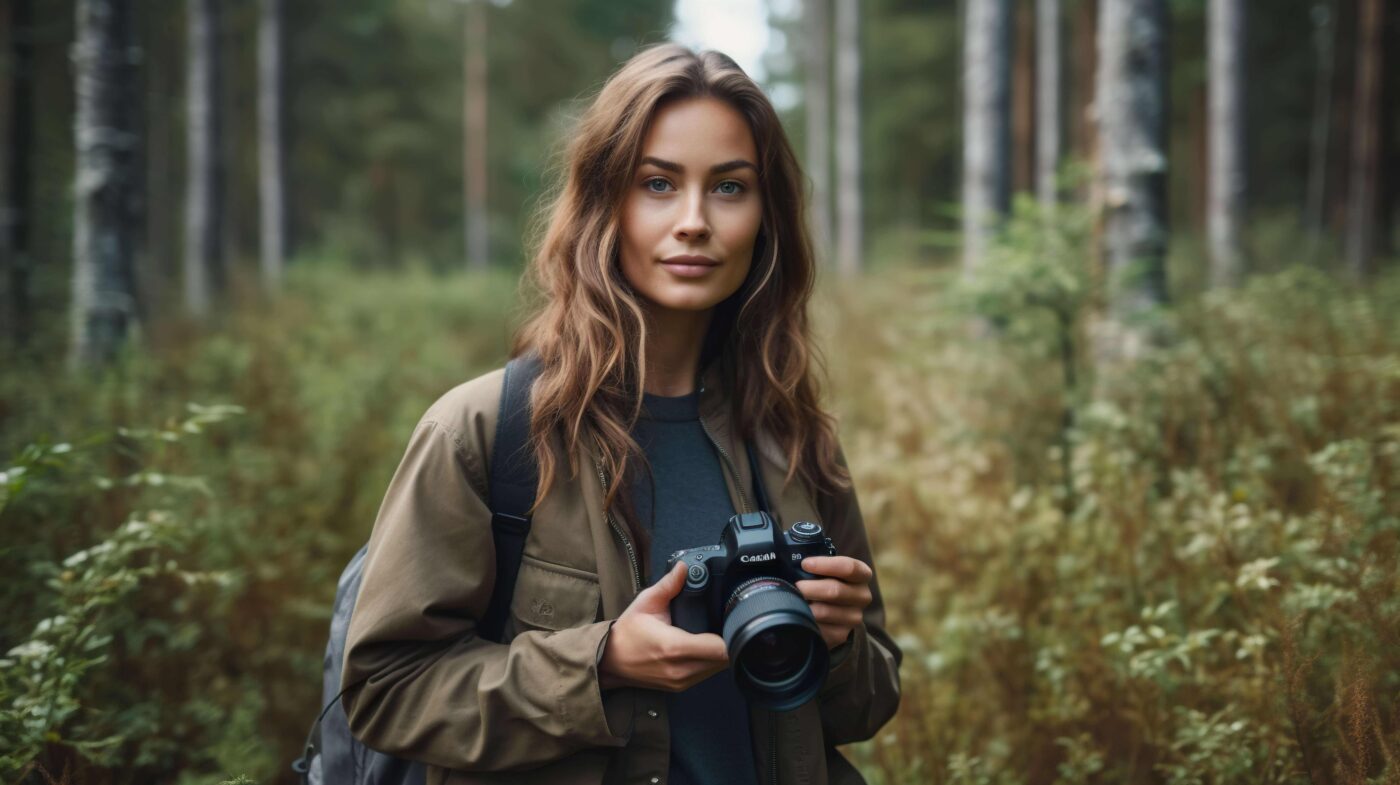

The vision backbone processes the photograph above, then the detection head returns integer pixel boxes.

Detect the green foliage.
[0,263,520,783]
[3,250,1399,782]
[0,406,243,782]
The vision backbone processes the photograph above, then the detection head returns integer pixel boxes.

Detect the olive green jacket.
[341,362,902,785]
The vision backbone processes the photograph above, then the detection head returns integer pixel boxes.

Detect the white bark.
[962,0,1012,275]
[70,0,140,370]
[833,0,861,278]
[258,0,287,291]
[183,0,221,318]
[1036,0,1061,215]
[1095,0,1169,352]
[803,0,832,265]
[1208,0,1246,288]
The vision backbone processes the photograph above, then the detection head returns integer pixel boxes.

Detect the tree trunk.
[1095,0,1169,359]
[803,0,832,265]
[139,3,179,319]
[1036,0,1062,215]
[464,0,488,269]
[1305,0,1336,248]
[1345,0,1383,278]
[833,0,861,278]
[70,0,141,370]
[183,0,221,318]
[961,0,1012,275]
[1208,0,1246,288]
[1013,0,1035,194]
[2,0,34,350]
[258,0,287,291]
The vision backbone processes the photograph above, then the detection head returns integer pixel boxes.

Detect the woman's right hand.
[598,561,730,692]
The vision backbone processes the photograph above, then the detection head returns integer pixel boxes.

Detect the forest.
[1,0,1398,783]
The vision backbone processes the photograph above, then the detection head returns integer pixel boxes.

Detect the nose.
[673,190,711,241]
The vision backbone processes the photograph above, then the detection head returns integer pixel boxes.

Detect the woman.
[342,43,901,785]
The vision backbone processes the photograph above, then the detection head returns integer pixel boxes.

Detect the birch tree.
[183,0,222,318]
[70,0,141,370]
[258,0,287,291]
[833,0,861,277]
[1208,0,1246,288]
[1095,0,1169,359]
[803,0,832,265]
[962,0,1012,274]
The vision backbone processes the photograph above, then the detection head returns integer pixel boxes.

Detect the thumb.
[628,561,688,616]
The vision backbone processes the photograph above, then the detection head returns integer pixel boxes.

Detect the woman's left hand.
[794,556,873,650]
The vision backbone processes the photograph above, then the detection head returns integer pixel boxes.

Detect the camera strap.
[744,439,775,522]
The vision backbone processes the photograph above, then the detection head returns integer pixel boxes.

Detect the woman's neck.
[642,306,713,397]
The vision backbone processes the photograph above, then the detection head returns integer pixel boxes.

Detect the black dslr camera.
[667,511,838,711]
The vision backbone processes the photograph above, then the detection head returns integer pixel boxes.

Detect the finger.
[630,561,689,614]
[808,602,864,627]
[797,579,873,607]
[801,556,873,583]
[656,627,729,661]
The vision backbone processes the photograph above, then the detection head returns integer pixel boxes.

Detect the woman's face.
[618,96,763,317]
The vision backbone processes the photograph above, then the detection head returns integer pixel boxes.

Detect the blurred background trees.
[1,0,1398,783]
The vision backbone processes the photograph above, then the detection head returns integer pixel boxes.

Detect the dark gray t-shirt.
[629,390,760,785]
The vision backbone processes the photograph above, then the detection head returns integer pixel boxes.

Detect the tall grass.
[1,245,1396,783]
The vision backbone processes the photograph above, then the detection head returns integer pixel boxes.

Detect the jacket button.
[647,709,659,718]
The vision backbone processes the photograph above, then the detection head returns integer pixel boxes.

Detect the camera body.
[666,511,838,710]
[667,512,835,637]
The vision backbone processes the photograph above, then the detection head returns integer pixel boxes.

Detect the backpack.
[291,355,542,784]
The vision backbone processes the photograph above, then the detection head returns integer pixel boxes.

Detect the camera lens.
[740,628,813,683]
[721,578,829,711]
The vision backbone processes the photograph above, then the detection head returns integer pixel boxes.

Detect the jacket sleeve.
[340,417,634,772]
[815,443,903,746]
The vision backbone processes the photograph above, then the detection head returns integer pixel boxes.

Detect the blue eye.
[644,177,671,193]
[716,181,744,196]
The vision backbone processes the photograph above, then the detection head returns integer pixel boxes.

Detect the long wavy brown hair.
[512,43,849,564]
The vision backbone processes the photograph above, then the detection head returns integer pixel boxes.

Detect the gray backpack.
[292,356,541,784]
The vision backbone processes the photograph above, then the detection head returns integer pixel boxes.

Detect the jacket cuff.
[547,620,634,747]
[821,623,865,695]
[592,620,635,740]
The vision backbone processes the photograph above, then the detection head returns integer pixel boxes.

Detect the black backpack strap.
[291,358,543,782]
[745,438,774,522]
[479,354,543,642]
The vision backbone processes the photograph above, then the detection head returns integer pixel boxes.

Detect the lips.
[659,254,721,279]
[661,255,720,266]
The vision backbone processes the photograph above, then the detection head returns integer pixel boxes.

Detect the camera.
[667,511,838,711]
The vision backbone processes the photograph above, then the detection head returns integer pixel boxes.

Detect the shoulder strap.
[745,438,775,523]
[479,354,543,642]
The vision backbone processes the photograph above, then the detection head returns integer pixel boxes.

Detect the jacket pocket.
[507,554,603,636]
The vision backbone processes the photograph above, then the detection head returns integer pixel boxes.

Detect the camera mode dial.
[685,562,709,590]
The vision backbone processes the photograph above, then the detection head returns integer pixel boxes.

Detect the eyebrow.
[640,156,758,176]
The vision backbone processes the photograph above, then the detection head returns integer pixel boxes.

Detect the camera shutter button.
[790,521,823,542]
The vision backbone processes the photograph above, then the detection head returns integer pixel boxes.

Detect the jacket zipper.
[593,452,642,594]
[696,380,753,514]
